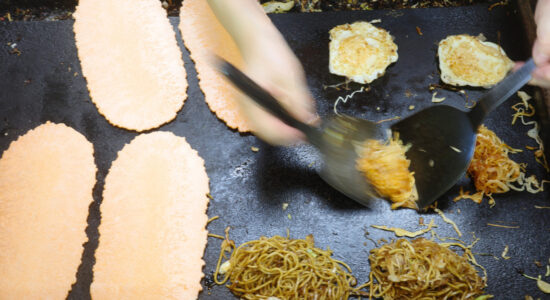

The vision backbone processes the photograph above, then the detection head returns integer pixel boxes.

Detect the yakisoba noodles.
[214,229,358,300]
[456,125,522,205]
[356,136,418,209]
[366,238,487,299]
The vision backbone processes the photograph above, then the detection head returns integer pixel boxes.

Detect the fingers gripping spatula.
[216,58,386,207]
[392,59,536,209]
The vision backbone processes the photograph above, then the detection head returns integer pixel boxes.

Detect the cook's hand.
[531,0,550,88]
[238,28,317,145]
[207,0,317,145]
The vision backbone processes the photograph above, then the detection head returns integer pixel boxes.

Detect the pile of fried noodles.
[367,238,486,299]
[215,233,358,300]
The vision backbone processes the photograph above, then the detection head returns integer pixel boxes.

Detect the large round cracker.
[329,22,398,84]
[0,122,96,298]
[179,0,251,132]
[73,0,187,132]
[92,132,210,299]
[438,34,514,88]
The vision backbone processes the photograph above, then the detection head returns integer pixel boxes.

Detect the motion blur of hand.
[208,0,317,146]
[238,25,318,146]
[531,0,550,88]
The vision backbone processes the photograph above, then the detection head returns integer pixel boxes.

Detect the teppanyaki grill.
[0,2,549,299]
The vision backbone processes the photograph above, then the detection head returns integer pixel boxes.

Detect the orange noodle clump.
[458,125,522,205]
[356,136,418,209]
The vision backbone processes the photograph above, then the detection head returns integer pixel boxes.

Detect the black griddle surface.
[0,3,549,299]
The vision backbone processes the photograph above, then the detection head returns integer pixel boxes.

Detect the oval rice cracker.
[92,132,210,299]
[73,0,187,132]
[0,122,96,298]
[179,0,251,132]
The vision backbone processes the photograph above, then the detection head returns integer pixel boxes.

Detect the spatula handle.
[216,57,322,145]
[468,59,535,128]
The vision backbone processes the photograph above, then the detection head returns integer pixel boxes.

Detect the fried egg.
[329,21,398,84]
[438,34,514,88]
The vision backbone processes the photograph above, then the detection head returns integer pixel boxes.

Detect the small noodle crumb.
[488,1,507,11]
[333,86,367,114]
[356,135,418,209]
[371,219,436,238]
[431,91,446,103]
[207,215,219,224]
[375,116,401,124]
[434,208,463,237]
[501,245,511,260]
[450,145,462,153]
[487,223,519,229]
[521,273,550,294]
[208,233,225,240]
[512,91,549,172]
[282,203,289,211]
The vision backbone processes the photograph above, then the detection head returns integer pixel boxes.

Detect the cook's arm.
[531,0,550,87]
[206,0,317,145]
[206,0,275,55]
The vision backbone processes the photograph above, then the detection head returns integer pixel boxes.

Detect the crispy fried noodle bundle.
[457,125,523,205]
[457,124,548,205]
[367,238,486,300]
[215,233,357,300]
[356,136,418,209]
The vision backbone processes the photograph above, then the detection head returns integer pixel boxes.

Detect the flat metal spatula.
[392,59,536,208]
[216,58,386,207]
